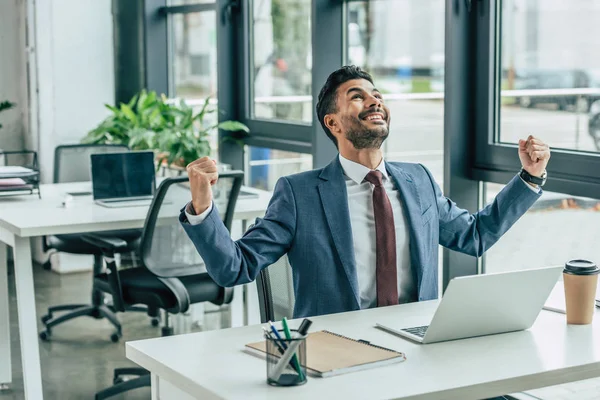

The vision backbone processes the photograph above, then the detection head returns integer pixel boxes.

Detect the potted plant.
[82,91,249,170]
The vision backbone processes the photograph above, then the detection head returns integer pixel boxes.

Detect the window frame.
[143,0,507,291]
[236,0,315,147]
[472,0,600,200]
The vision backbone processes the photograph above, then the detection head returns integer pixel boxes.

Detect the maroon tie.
[364,170,398,307]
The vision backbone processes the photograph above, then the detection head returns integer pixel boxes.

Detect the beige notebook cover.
[245,330,406,378]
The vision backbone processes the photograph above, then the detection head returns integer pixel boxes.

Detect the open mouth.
[362,112,386,122]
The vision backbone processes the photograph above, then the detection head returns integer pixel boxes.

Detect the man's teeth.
[365,115,383,121]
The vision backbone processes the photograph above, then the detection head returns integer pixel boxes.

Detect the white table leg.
[13,236,43,399]
[230,285,244,327]
[151,373,159,400]
[0,242,11,389]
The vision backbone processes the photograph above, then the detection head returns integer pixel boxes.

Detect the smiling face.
[324,78,391,150]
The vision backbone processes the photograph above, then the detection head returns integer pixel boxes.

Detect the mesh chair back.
[54,144,129,183]
[139,171,244,278]
[256,256,296,323]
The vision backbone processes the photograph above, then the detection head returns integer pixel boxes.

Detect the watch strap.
[520,169,546,186]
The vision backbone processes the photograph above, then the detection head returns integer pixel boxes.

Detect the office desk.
[127,301,600,400]
[0,181,271,399]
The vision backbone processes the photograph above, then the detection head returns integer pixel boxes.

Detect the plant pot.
[158,163,187,178]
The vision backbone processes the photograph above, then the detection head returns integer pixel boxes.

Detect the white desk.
[127,301,600,400]
[0,181,271,399]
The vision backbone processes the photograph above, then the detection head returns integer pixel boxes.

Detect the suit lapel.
[386,162,426,296]
[318,158,360,308]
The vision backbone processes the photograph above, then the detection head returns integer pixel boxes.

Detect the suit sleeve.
[179,177,296,287]
[420,165,542,257]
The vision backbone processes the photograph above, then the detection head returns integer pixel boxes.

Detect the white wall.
[0,0,27,151]
[33,0,114,182]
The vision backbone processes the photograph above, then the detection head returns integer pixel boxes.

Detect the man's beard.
[342,115,389,150]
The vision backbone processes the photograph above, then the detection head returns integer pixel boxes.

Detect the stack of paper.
[0,166,36,178]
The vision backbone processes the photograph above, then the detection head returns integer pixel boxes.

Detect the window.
[483,182,600,274]
[170,11,217,99]
[246,146,312,191]
[251,0,312,123]
[168,0,214,5]
[347,0,445,182]
[500,0,600,153]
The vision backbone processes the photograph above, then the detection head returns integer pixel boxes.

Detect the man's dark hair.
[316,65,374,148]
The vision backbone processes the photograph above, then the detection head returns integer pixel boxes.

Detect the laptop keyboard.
[402,325,429,338]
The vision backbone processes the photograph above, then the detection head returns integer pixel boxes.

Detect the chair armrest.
[81,233,129,253]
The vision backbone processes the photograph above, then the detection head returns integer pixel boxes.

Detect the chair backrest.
[256,256,295,323]
[138,171,244,278]
[53,144,129,183]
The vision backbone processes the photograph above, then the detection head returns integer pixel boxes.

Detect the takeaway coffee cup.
[563,259,600,325]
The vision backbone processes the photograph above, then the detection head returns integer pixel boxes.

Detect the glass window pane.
[170,11,217,99]
[168,0,214,5]
[500,0,600,153]
[246,146,312,191]
[484,182,600,273]
[251,0,312,123]
[347,0,446,183]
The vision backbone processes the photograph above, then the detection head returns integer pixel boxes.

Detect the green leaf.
[217,121,250,133]
[0,101,15,113]
[126,93,139,109]
[104,104,119,114]
[120,104,138,125]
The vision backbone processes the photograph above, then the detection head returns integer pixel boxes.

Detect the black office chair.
[39,144,158,342]
[83,171,243,400]
[256,256,295,323]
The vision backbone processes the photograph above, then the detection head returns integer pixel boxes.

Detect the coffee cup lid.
[564,259,599,275]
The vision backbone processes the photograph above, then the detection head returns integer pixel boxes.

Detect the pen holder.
[266,329,307,387]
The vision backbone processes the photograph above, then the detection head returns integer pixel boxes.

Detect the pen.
[281,317,304,380]
[268,321,286,348]
[263,326,286,354]
[264,324,299,372]
[269,337,305,382]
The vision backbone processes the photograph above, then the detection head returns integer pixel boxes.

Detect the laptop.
[91,151,156,208]
[376,266,563,344]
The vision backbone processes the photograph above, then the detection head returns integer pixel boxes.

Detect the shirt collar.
[338,154,388,185]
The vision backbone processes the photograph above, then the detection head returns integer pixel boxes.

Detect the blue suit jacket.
[180,157,541,318]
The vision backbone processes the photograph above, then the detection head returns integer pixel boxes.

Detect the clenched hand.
[518,135,551,178]
[186,156,218,214]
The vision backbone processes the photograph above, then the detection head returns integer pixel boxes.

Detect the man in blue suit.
[180,66,551,319]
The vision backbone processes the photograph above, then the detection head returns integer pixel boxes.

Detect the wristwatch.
[519,168,547,187]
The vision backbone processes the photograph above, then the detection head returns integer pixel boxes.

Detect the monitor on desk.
[90,151,155,204]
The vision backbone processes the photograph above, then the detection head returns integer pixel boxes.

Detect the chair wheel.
[151,318,160,327]
[39,330,51,341]
[41,314,52,324]
[42,260,52,271]
[110,333,121,343]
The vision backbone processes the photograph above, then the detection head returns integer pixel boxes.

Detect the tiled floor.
[1,262,224,399]
[2,237,600,398]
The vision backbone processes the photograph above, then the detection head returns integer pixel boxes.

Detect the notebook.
[245,330,406,378]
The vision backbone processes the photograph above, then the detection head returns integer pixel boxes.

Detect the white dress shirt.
[338,155,415,308]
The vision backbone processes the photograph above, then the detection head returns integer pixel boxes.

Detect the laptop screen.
[91,151,156,200]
